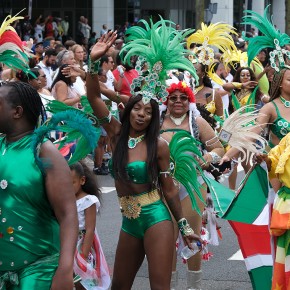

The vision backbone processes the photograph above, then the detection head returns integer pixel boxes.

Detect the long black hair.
[70,161,102,203]
[1,81,46,126]
[270,68,288,101]
[112,95,160,187]
[51,64,74,89]
[232,66,263,103]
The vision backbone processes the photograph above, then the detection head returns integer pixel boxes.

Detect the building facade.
[1,0,286,39]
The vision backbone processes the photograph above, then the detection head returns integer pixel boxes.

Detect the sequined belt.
[118,189,160,219]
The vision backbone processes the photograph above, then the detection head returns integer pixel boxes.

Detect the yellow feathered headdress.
[221,49,260,71]
[187,22,237,66]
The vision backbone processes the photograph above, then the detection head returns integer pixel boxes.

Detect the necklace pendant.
[128,134,145,149]
[280,96,290,108]
[128,138,137,149]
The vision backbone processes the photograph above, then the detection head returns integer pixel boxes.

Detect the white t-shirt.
[101,70,118,110]
[76,195,100,230]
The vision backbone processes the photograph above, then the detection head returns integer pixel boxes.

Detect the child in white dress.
[70,161,111,290]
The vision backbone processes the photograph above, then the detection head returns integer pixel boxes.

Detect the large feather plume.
[242,5,290,65]
[219,105,267,163]
[121,17,197,83]
[125,18,175,42]
[186,22,237,53]
[31,110,101,169]
[221,49,260,71]
[169,130,206,215]
[0,11,30,73]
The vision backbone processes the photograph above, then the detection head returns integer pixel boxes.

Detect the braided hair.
[269,68,288,101]
[1,81,46,126]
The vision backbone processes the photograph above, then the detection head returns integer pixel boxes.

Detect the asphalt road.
[91,160,252,290]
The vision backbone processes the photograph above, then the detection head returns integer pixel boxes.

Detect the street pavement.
[90,159,253,290]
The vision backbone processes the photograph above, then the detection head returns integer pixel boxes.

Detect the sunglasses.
[168,95,189,102]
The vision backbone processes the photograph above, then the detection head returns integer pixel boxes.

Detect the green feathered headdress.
[242,5,290,70]
[121,16,197,105]
[169,130,206,215]
[31,110,101,170]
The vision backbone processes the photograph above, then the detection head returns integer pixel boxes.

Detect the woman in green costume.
[85,29,202,289]
[0,81,78,289]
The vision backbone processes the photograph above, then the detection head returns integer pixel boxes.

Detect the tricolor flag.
[205,163,274,290]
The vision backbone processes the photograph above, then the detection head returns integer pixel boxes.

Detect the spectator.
[51,64,81,108]
[83,18,91,44]
[61,16,70,43]
[100,24,108,36]
[36,48,57,90]
[34,15,45,42]
[112,53,138,97]
[45,16,54,38]
[64,39,76,50]
[21,15,33,41]
[33,41,44,63]
[77,16,86,44]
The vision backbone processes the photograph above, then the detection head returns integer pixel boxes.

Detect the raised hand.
[90,31,117,61]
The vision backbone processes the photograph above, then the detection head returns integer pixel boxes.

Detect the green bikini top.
[108,159,150,184]
[270,101,290,142]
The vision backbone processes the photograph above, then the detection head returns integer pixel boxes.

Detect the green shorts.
[121,199,172,239]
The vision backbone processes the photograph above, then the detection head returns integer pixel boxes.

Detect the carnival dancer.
[256,133,290,289]
[221,5,290,192]
[86,25,202,289]
[70,161,110,290]
[0,81,78,290]
[0,13,78,290]
[186,21,237,117]
[160,81,225,289]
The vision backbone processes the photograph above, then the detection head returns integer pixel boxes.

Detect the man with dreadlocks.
[0,82,78,290]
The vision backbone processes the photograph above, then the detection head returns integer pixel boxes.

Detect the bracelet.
[97,112,112,125]
[232,82,242,89]
[88,56,100,75]
[177,218,194,237]
[208,151,221,164]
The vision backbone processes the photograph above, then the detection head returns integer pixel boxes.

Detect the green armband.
[88,56,100,75]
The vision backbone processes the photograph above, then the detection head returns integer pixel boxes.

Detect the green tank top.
[269,102,290,146]
[0,135,60,271]
[108,159,150,184]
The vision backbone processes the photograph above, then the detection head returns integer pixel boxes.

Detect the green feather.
[121,17,198,82]
[231,92,241,110]
[245,86,259,112]
[169,130,206,215]
[31,110,101,170]
[242,5,290,64]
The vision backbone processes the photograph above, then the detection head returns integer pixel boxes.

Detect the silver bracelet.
[208,151,221,164]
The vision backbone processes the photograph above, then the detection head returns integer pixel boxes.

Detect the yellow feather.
[187,22,237,52]
[0,10,24,37]
[207,62,224,86]
[221,49,260,70]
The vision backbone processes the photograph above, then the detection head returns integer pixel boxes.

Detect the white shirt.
[37,61,54,90]
[77,195,100,230]
[101,70,118,110]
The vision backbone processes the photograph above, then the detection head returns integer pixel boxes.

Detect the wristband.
[177,218,194,237]
[208,151,221,164]
[232,82,242,89]
[88,56,100,75]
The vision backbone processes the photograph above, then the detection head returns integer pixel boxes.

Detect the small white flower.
[0,180,8,190]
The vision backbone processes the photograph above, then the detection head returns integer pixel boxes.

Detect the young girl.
[70,161,111,290]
